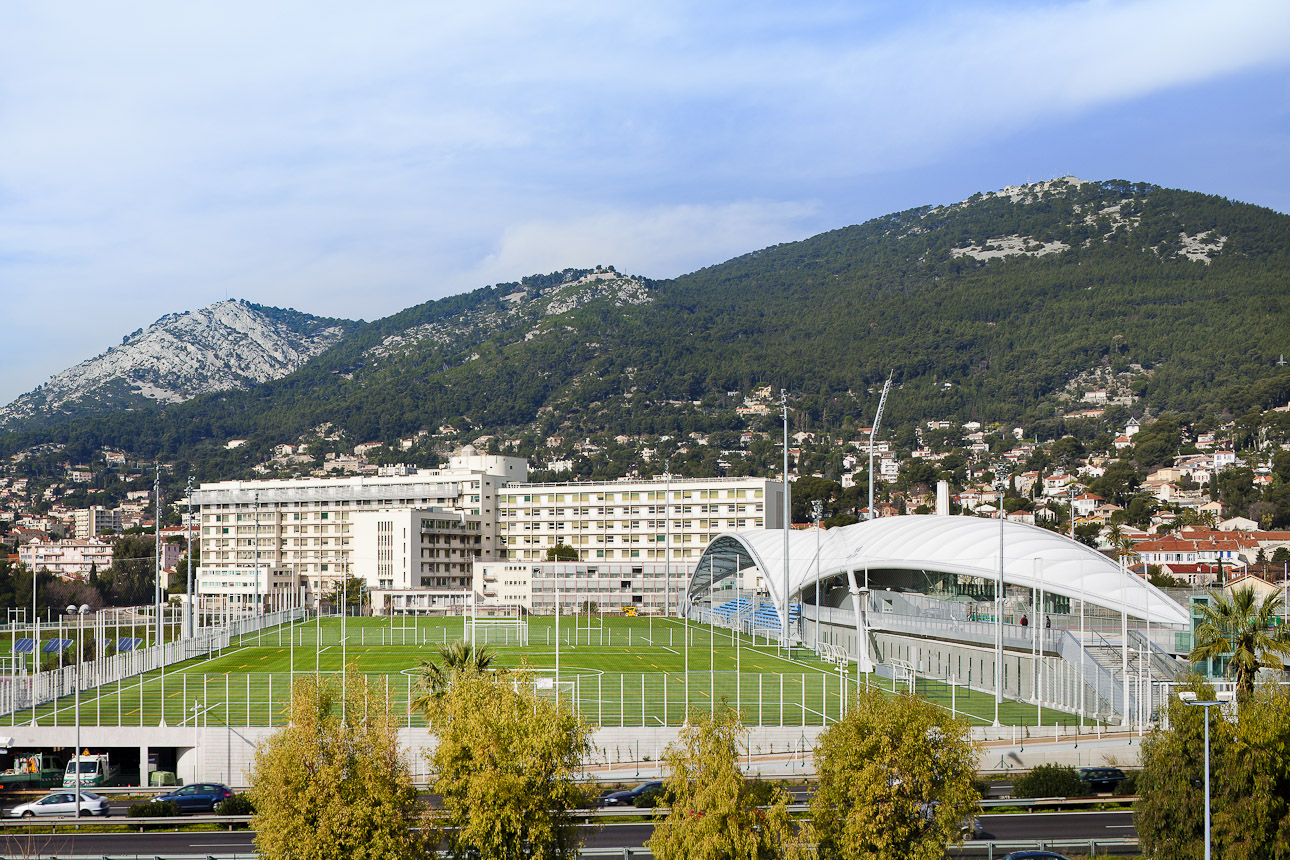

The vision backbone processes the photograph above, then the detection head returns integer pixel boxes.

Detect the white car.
[6,790,110,817]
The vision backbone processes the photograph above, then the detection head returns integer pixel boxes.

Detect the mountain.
[3,178,1289,478]
[0,300,356,429]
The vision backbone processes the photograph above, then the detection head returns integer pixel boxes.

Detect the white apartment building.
[475,560,684,614]
[18,537,114,578]
[73,506,122,539]
[352,507,483,592]
[497,475,784,565]
[192,452,524,611]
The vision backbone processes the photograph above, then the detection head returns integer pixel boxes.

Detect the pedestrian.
[1021,614,1029,629]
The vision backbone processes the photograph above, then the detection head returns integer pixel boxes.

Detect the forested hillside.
[2,178,1288,481]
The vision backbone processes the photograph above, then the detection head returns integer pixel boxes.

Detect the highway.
[0,809,1137,856]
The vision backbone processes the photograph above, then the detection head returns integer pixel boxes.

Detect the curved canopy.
[690,514,1188,626]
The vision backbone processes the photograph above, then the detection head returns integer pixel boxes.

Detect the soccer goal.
[464,604,529,647]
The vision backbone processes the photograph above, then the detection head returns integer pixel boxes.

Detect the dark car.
[596,781,664,808]
[1002,853,1073,860]
[154,782,235,813]
[1077,767,1126,793]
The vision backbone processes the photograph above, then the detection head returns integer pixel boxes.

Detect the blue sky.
[2,0,1289,406]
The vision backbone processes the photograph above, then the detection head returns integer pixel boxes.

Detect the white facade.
[193,454,523,610]
[351,507,482,594]
[73,506,121,539]
[18,537,114,578]
[497,476,783,565]
[475,560,684,614]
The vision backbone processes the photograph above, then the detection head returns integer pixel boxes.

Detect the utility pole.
[154,467,163,648]
[664,459,672,618]
[186,477,194,638]
[781,389,791,652]
[993,461,1009,726]
[812,499,823,654]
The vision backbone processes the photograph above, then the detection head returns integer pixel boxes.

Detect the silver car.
[6,790,110,817]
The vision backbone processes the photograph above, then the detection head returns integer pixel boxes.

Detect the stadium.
[0,514,1191,787]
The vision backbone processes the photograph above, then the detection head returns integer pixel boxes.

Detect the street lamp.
[811,500,823,654]
[67,603,90,818]
[1178,692,1215,860]
[992,461,1010,726]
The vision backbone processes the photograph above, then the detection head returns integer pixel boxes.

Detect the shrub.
[127,800,179,818]
[1012,764,1085,798]
[216,794,255,815]
[1113,771,1139,796]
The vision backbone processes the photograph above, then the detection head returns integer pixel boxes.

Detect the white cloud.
[0,0,1288,405]
[468,200,820,286]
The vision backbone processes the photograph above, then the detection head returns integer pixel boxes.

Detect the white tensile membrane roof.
[693,514,1188,626]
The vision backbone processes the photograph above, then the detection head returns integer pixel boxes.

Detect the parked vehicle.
[596,781,664,807]
[63,753,120,788]
[0,754,64,790]
[154,783,235,813]
[1002,853,1072,860]
[6,790,110,817]
[1077,767,1126,793]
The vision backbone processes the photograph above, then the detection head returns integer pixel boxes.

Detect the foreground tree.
[648,708,801,860]
[426,672,590,860]
[1138,677,1290,860]
[409,641,494,712]
[1189,585,1290,701]
[249,668,428,860]
[809,690,980,860]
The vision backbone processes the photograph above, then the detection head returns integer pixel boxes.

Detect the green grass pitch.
[4,615,1083,730]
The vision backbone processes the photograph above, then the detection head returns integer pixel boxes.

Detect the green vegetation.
[1011,764,1086,799]
[426,667,590,860]
[808,688,981,860]
[250,668,428,860]
[1188,586,1290,701]
[3,180,1289,496]
[1137,679,1290,860]
[648,707,800,860]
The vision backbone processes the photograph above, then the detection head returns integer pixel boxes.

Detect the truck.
[63,753,120,789]
[0,754,64,790]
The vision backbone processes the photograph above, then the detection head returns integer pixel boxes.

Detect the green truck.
[0,754,64,790]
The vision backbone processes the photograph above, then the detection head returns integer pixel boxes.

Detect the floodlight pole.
[781,389,790,653]
[993,462,1008,726]
[186,477,194,638]
[155,467,163,649]
[31,566,38,727]
[664,460,671,618]
[555,582,560,697]
[68,604,88,818]
[812,500,823,654]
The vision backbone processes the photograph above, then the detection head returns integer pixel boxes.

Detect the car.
[1002,853,1073,860]
[1077,767,1126,793]
[596,781,664,808]
[6,790,110,817]
[154,782,235,813]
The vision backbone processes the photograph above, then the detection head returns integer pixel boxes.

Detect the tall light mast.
[781,389,791,651]
[868,373,893,520]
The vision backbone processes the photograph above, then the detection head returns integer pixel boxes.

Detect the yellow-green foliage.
[1138,678,1290,860]
[426,672,591,860]
[248,667,428,860]
[808,690,981,860]
[649,708,803,860]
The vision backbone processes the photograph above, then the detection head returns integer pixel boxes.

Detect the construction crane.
[868,372,893,520]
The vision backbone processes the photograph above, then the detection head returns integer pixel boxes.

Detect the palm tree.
[1189,585,1290,701]
[411,641,495,715]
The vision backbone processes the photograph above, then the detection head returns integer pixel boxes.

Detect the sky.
[2,0,1289,406]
